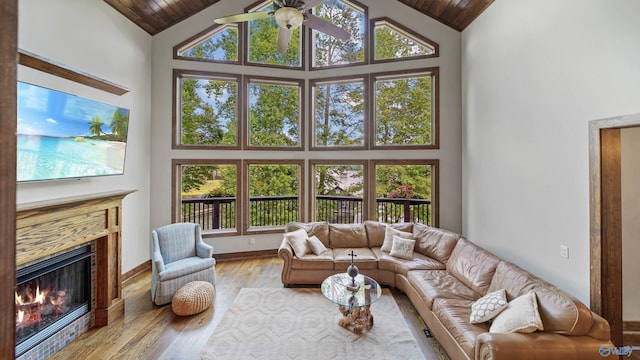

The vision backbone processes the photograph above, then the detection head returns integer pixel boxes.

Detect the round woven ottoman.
[171,281,215,316]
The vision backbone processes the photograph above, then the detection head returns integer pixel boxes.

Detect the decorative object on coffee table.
[322,273,382,334]
[346,250,359,291]
[171,281,215,316]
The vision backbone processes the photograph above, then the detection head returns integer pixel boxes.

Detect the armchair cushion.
[158,257,217,282]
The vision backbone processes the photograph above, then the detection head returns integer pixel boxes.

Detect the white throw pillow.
[381,226,413,252]
[307,235,328,255]
[389,235,416,260]
[489,290,544,333]
[284,228,310,257]
[470,289,508,324]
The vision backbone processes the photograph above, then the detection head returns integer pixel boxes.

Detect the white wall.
[17,0,153,273]
[622,126,640,320]
[462,0,640,304]
[149,0,462,253]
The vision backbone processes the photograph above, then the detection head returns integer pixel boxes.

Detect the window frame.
[243,159,305,234]
[309,0,370,71]
[309,160,369,223]
[243,0,306,71]
[173,69,242,150]
[173,23,243,65]
[370,159,439,227]
[244,75,305,151]
[309,75,369,151]
[370,17,439,64]
[172,158,243,238]
[370,68,440,150]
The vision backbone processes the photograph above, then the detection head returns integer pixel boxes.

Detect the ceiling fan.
[214,0,351,53]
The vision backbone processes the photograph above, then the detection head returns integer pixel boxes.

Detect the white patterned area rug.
[199,287,426,360]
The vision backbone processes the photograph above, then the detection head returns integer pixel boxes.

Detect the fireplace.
[16,190,133,359]
[15,246,92,357]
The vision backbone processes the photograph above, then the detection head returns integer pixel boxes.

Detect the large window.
[171,4,444,236]
[174,160,241,235]
[246,161,304,232]
[311,161,366,223]
[374,161,437,226]
[174,70,240,149]
[246,77,303,149]
[310,76,366,149]
[373,69,438,148]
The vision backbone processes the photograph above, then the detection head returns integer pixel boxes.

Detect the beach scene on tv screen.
[17,82,130,182]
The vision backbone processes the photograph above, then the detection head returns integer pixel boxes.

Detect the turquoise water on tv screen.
[17,134,125,182]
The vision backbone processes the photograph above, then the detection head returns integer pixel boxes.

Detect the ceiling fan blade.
[214,11,272,24]
[303,13,350,41]
[302,0,326,9]
[277,27,293,54]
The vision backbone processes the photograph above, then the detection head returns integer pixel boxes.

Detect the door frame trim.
[589,113,640,346]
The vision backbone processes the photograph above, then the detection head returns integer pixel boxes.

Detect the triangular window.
[372,18,438,62]
[174,24,240,63]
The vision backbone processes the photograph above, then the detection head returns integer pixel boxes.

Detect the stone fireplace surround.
[16,190,134,359]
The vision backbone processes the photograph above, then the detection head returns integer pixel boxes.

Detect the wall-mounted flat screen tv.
[17,81,130,182]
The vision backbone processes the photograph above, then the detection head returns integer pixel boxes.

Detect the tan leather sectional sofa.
[278,221,613,360]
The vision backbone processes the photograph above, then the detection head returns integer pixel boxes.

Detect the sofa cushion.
[284,228,310,257]
[374,248,445,275]
[285,222,330,247]
[333,248,378,270]
[446,238,501,296]
[432,298,490,359]
[364,221,387,247]
[389,235,416,260]
[291,252,335,270]
[407,270,481,310]
[329,223,368,248]
[470,288,508,324]
[381,226,413,252]
[365,221,413,248]
[412,222,460,263]
[307,235,329,255]
[489,290,544,333]
[487,261,594,336]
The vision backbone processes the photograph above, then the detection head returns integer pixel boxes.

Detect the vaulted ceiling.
[104,0,494,36]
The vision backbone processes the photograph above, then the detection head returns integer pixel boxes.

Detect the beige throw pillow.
[489,290,544,333]
[307,235,328,255]
[284,228,310,257]
[389,235,416,260]
[470,289,508,323]
[381,226,413,252]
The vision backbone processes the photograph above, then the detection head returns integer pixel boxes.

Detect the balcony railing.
[181,195,431,231]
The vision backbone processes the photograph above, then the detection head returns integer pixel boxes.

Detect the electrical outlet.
[560,245,569,259]
[249,237,255,245]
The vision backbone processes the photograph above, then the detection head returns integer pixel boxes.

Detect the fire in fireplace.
[15,246,92,357]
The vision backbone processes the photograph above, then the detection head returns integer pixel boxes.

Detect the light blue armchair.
[151,223,216,305]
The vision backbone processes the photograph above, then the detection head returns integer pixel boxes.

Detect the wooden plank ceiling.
[104,0,493,35]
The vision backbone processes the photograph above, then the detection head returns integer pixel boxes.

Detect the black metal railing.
[181,197,236,230]
[375,197,432,225]
[181,195,431,231]
[316,195,364,224]
[248,196,299,227]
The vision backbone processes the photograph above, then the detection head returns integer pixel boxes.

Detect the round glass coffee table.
[321,273,382,334]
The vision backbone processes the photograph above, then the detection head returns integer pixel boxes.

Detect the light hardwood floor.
[50,256,449,360]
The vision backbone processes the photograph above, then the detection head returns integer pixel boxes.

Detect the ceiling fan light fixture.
[274,7,304,29]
